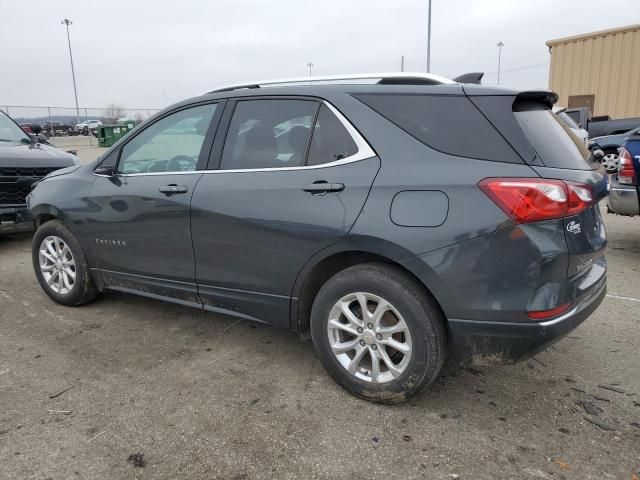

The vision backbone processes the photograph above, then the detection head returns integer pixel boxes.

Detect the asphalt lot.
[1,139,639,479]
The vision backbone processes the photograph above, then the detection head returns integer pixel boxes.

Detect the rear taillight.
[479,178,593,223]
[566,182,593,215]
[527,303,571,320]
[618,148,637,186]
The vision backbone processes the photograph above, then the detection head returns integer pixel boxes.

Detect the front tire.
[310,263,446,404]
[32,220,99,306]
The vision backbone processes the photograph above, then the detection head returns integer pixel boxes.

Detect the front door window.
[119,104,217,174]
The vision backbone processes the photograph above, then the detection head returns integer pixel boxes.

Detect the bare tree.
[133,112,145,124]
[103,103,126,124]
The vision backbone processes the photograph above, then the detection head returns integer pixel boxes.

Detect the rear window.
[557,111,579,129]
[514,109,591,170]
[354,93,519,163]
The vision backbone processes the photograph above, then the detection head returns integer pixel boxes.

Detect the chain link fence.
[0,105,161,136]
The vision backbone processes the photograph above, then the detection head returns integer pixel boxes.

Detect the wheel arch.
[30,204,65,228]
[290,238,447,340]
[600,144,621,153]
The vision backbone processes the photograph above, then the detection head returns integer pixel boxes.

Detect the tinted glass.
[118,104,216,174]
[514,109,591,170]
[565,111,581,125]
[220,100,317,170]
[355,94,517,162]
[557,111,579,129]
[307,105,358,165]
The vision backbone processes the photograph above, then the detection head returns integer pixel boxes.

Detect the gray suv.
[27,73,608,403]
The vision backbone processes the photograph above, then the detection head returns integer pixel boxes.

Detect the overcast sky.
[0,0,638,112]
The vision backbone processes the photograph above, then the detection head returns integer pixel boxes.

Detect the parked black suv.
[0,111,78,234]
[27,74,607,403]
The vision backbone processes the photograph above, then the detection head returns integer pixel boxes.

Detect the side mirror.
[94,165,116,177]
[30,123,42,135]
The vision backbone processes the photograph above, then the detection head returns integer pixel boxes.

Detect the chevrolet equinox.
[28,73,608,403]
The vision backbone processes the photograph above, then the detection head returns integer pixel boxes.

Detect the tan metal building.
[546,24,640,119]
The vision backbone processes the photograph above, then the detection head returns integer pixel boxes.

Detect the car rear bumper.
[0,206,33,233]
[607,182,639,216]
[447,268,606,365]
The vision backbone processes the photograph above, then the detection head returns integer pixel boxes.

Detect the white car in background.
[554,107,589,146]
[75,120,102,136]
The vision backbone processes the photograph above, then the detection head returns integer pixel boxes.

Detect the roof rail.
[207,72,456,93]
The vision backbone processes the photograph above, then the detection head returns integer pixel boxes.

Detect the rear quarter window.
[354,93,520,163]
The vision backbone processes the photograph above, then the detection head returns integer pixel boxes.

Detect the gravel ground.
[1,142,639,479]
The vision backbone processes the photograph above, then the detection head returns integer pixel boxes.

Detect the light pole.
[61,19,80,124]
[307,62,314,78]
[426,0,432,73]
[496,41,504,84]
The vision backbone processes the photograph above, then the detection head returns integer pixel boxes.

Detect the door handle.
[159,184,188,195]
[303,182,345,194]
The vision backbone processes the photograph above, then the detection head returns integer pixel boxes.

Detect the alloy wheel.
[38,236,76,295]
[327,292,412,383]
[601,153,619,173]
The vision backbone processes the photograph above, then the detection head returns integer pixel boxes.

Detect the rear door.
[190,98,380,326]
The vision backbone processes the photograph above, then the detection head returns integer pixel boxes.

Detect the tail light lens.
[527,303,571,320]
[479,178,593,223]
[618,148,637,186]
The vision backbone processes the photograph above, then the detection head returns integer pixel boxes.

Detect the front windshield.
[0,112,29,143]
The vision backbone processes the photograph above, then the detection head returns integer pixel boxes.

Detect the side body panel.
[86,173,202,302]
[191,157,380,327]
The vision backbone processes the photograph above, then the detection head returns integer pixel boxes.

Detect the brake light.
[527,303,571,320]
[479,178,593,223]
[566,182,593,215]
[618,148,637,186]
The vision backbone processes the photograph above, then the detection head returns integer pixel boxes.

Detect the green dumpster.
[97,125,132,147]
[97,125,116,147]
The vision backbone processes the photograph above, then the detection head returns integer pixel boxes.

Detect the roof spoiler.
[513,91,559,111]
[452,72,484,84]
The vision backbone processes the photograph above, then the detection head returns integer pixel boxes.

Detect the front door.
[87,102,221,303]
[191,99,380,326]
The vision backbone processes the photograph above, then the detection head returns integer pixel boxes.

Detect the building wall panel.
[547,25,640,119]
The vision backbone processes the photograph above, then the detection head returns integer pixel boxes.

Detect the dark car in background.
[608,133,640,216]
[588,127,640,173]
[41,121,74,137]
[0,111,79,234]
[564,106,640,138]
[27,73,607,403]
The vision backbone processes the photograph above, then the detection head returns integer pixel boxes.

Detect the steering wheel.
[167,155,195,172]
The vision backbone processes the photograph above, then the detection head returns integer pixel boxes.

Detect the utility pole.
[497,41,504,84]
[61,19,80,124]
[426,0,432,72]
[306,62,314,85]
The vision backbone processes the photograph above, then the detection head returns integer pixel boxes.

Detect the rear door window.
[220,100,318,170]
[307,105,358,165]
[514,109,591,170]
[354,93,519,163]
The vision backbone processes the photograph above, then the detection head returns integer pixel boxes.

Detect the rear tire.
[32,220,99,306]
[310,263,446,404]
